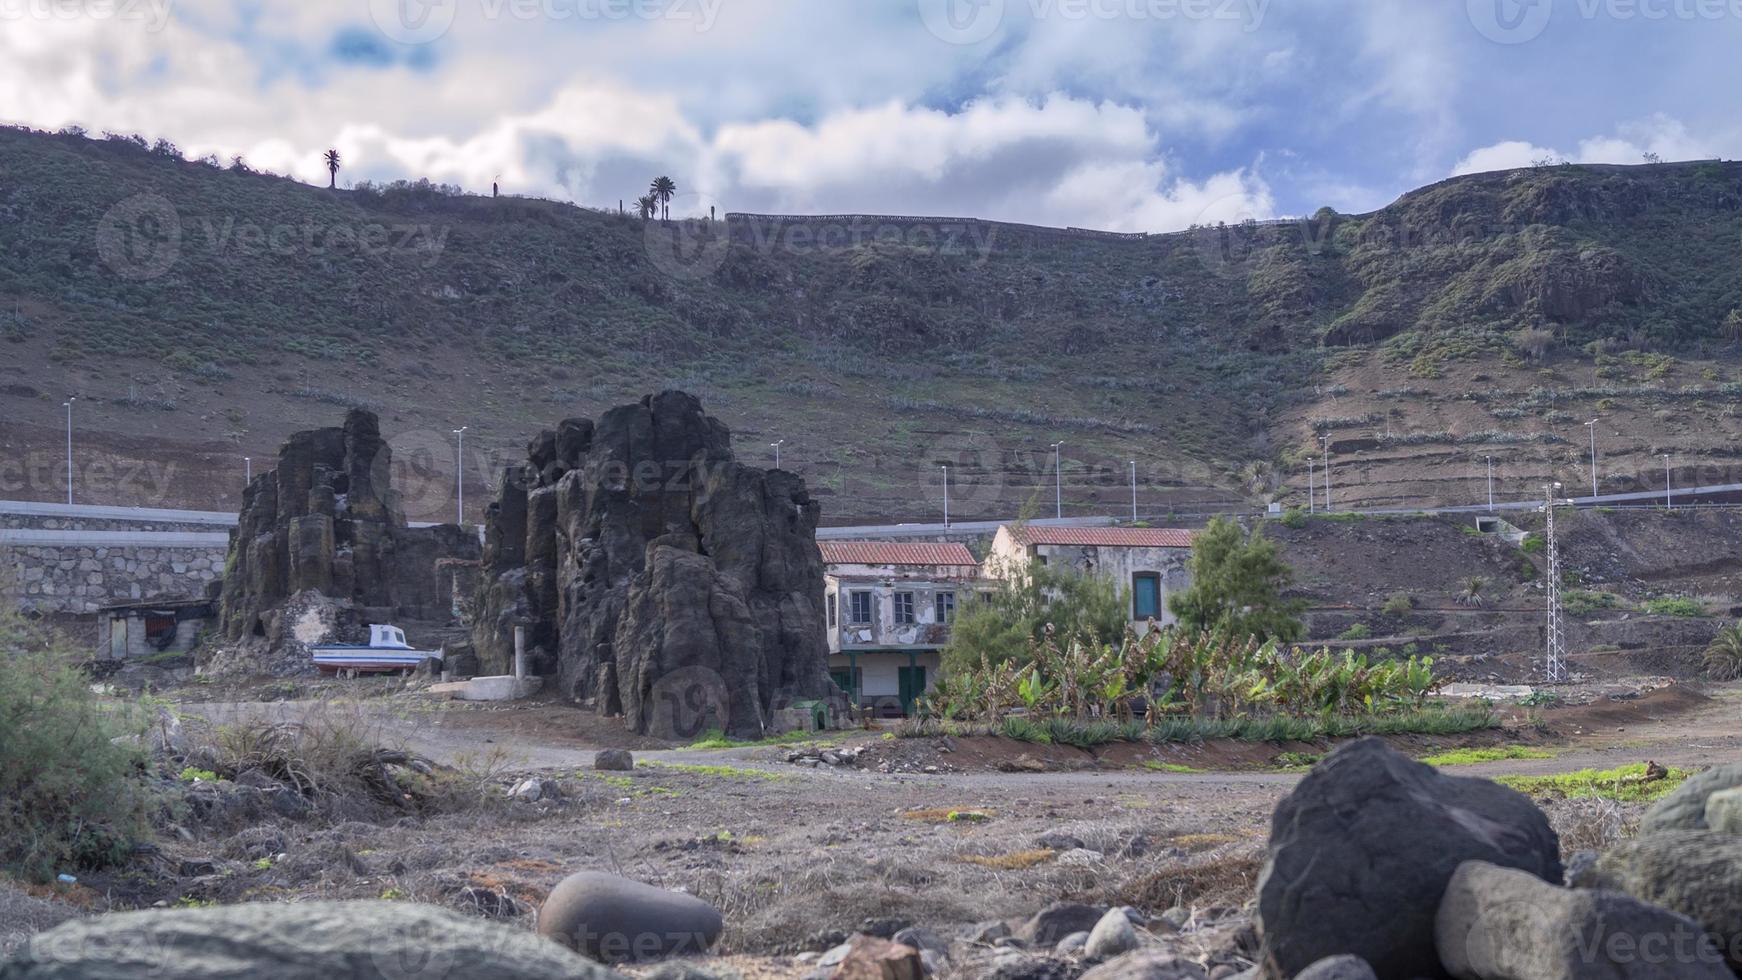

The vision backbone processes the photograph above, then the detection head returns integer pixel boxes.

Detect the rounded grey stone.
[538,872,722,963]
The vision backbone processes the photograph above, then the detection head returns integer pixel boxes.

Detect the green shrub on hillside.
[0,611,155,882]
[1642,597,1706,617]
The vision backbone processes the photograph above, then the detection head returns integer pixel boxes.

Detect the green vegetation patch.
[1497,764,1693,803]
[682,729,838,750]
[640,761,785,781]
[1419,746,1555,766]
[1642,597,1706,617]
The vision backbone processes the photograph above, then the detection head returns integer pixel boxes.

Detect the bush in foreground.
[0,611,155,882]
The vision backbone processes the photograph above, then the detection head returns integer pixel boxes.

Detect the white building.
[986,525,1195,628]
[820,541,982,717]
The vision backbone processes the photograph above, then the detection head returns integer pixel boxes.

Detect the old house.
[97,597,216,659]
[820,541,982,717]
[987,525,1195,628]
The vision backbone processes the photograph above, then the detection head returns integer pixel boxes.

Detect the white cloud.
[1452,115,1723,176]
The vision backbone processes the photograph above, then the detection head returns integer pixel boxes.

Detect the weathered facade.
[821,541,982,717]
[987,525,1195,629]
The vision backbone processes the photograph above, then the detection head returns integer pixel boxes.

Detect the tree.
[1643,151,1663,164]
[635,194,657,221]
[1722,309,1742,345]
[1168,516,1304,642]
[649,176,677,220]
[324,149,341,190]
[940,561,1126,678]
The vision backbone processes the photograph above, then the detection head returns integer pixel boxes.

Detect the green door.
[897,666,927,716]
[830,668,855,698]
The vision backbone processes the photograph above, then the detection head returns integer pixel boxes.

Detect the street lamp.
[941,464,950,529]
[1486,455,1494,513]
[62,397,74,505]
[452,426,468,525]
[771,439,784,469]
[1129,460,1138,523]
[1584,419,1599,499]
[1320,434,1333,511]
[1049,442,1064,519]
[1663,454,1672,510]
[1306,457,1315,514]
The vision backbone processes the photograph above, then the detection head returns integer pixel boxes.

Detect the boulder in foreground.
[0,900,612,980]
[1437,860,1731,980]
[538,871,723,963]
[1255,737,1562,979]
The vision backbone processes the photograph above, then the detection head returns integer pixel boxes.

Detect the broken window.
[934,591,956,624]
[144,613,176,650]
[893,592,916,625]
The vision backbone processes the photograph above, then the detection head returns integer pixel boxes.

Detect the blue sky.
[4,0,1739,231]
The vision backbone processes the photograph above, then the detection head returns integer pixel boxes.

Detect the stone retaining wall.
[3,543,226,613]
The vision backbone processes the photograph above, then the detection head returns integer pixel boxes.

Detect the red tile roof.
[819,541,980,567]
[1006,526,1195,548]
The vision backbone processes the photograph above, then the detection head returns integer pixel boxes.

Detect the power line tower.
[1541,483,1568,683]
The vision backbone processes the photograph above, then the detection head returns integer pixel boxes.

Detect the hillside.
[3,126,1742,522]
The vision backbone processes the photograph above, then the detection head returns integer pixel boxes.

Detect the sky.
[3,0,1741,232]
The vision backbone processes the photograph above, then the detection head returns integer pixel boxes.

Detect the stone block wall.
[3,543,226,613]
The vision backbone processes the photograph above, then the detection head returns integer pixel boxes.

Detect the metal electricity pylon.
[1542,483,1568,683]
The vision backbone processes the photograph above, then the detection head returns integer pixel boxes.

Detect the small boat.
[312,624,442,674]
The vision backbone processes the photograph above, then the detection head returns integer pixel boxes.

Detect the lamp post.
[1663,454,1672,510]
[1486,455,1494,513]
[1320,435,1332,511]
[245,456,252,484]
[1306,457,1315,514]
[941,464,950,529]
[1129,460,1138,523]
[452,426,468,525]
[1584,419,1599,500]
[62,397,74,505]
[771,439,784,469]
[1049,442,1064,519]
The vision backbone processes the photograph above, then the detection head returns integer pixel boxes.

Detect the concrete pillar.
[514,625,526,680]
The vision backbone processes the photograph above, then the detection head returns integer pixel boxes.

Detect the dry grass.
[1547,797,1638,857]
[900,808,993,823]
[1114,848,1264,912]
[186,702,509,822]
[958,849,1057,870]
[0,880,86,957]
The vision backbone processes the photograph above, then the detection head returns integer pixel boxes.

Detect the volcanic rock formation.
[471,391,836,738]
[218,409,479,660]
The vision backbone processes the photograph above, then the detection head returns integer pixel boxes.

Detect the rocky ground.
[5,675,1738,978]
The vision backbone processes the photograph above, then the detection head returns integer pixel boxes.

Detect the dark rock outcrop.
[471,391,836,737]
[218,410,479,657]
[1255,738,1562,980]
